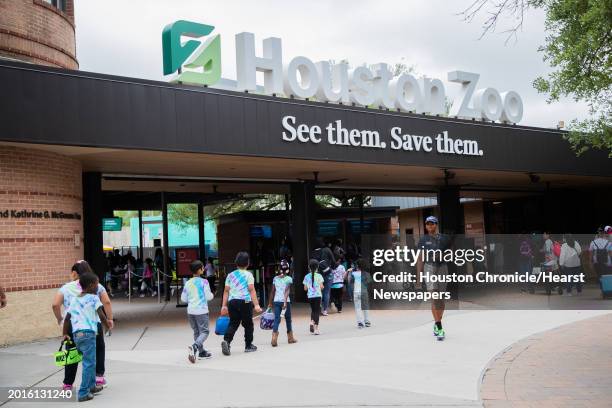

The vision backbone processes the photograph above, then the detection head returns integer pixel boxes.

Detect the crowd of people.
[104,249,163,298]
[518,226,612,295]
[181,246,374,361]
[43,221,612,402]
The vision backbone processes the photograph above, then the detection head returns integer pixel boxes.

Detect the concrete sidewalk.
[0,298,609,408]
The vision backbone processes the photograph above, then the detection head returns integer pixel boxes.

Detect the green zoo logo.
[162,20,221,85]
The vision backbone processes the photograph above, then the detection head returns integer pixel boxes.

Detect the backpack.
[552,241,561,258]
[593,240,608,265]
[311,248,331,275]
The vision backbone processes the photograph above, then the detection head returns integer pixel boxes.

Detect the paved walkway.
[480,313,612,408]
[0,296,610,408]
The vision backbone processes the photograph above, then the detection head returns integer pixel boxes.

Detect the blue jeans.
[73,330,96,399]
[322,273,333,311]
[272,302,292,332]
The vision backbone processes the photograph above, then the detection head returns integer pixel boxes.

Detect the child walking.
[350,258,372,329]
[181,260,214,363]
[52,261,113,391]
[62,272,110,402]
[330,261,347,313]
[221,252,262,355]
[303,259,324,335]
[267,260,297,346]
[140,258,156,297]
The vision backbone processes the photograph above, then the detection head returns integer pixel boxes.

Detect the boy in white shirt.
[181,260,214,363]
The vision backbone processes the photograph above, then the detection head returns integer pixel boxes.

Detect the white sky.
[74,0,589,128]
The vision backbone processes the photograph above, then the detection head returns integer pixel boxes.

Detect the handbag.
[215,316,230,335]
[259,308,275,330]
[54,340,82,367]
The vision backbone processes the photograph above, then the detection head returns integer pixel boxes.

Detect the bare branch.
[457,0,532,43]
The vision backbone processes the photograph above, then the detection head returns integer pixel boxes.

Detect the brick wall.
[0,145,83,292]
[0,288,60,346]
[0,0,77,69]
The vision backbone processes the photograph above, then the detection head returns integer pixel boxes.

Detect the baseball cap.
[425,216,438,224]
[605,225,612,234]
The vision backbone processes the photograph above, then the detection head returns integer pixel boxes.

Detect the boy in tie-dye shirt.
[63,273,110,402]
[220,251,262,356]
[181,260,214,363]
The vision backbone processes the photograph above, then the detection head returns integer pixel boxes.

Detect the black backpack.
[593,240,608,265]
[310,248,331,275]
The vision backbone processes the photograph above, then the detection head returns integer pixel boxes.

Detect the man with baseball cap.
[416,216,452,341]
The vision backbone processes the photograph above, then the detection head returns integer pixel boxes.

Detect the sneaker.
[436,328,446,341]
[90,385,103,394]
[358,323,364,329]
[221,340,231,356]
[337,309,342,313]
[95,376,106,387]
[152,292,157,297]
[314,327,320,335]
[139,294,145,298]
[198,349,212,359]
[309,322,314,333]
[78,393,94,402]
[365,321,371,327]
[62,384,72,391]
[321,310,328,316]
[188,344,197,363]
[245,344,258,353]
[433,324,439,336]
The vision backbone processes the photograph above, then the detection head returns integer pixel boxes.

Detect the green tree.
[166,193,372,229]
[460,0,612,156]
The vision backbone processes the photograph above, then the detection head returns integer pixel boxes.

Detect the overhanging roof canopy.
[0,60,610,180]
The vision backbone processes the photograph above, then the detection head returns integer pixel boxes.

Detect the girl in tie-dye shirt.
[303,259,324,335]
[267,260,297,346]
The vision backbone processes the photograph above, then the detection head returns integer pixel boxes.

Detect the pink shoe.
[62,384,72,391]
[95,376,106,386]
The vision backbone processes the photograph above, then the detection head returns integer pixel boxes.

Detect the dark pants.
[164,272,173,301]
[140,277,153,294]
[309,297,321,325]
[330,287,343,311]
[272,302,292,332]
[223,299,254,347]
[563,266,583,293]
[206,276,216,293]
[64,323,105,385]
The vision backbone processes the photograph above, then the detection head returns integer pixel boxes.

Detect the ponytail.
[308,259,319,289]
